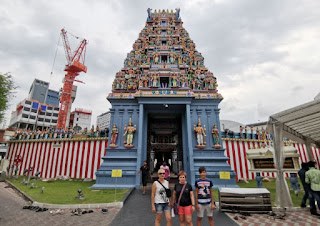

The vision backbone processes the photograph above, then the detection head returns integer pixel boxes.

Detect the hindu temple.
[92,9,237,189]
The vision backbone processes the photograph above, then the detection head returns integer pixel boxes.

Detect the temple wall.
[6,138,320,181]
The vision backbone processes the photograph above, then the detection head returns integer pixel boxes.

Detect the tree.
[0,72,16,124]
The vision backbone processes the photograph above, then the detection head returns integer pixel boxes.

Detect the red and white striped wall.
[6,139,107,179]
[6,139,320,180]
[223,139,320,180]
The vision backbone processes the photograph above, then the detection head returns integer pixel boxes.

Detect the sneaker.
[301,204,307,208]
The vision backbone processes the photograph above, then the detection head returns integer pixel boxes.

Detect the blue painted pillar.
[186,104,195,187]
[135,103,144,188]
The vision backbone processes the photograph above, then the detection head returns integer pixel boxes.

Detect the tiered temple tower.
[92,9,237,189]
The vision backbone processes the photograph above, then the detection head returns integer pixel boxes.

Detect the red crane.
[57,28,88,130]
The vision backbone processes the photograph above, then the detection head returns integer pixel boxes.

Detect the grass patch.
[8,177,129,204]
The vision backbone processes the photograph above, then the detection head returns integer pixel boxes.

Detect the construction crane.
[56,28,88,130]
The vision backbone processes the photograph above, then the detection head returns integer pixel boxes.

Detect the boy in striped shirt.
[195,166,215,226]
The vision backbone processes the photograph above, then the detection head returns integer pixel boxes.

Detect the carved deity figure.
[194,119,206,147]
[123,118,136,147]
[212,124,221,149]
[151,73,159,87]
[171,73,178,87]
[110,124,118,147]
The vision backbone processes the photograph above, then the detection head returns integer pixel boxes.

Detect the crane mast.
[56,29,87,130]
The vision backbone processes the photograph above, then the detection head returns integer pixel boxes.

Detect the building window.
[30,115,36,120]
[45,119,50,123]
[31,109,37,113]
[46,112,52,116]
[48,107,53,110]
[40,112,45,115]
[38,118,44,122]
[54,107,59,111]
[23,107,30,111]
[52,119,57,123]
[25,100,32,105]
[53,113,59,117]
[22,114,28,118]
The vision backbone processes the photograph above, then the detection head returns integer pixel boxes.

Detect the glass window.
[54,107,59,111]
[38,118,44,122]
[23,107,30,111]
[48,107,53,110]
[45,119,50,122]
[25,100,32,105]
[30,115,36,120]
[46,112,52,116]
[52,119,57,123]
[40,112,45,115]
[22,114,28,118]
[53,113,59,117]
[31,109,37,113]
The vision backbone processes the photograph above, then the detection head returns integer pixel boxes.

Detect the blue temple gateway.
[92,9,237,189]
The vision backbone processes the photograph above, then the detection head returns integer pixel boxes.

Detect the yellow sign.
[112,169,122,177]
[219,171,230,180]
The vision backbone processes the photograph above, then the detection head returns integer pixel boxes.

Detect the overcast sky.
[1,0,319,127]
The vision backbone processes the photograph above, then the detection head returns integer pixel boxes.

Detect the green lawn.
[215,179,302,207]
[8,177,129,204]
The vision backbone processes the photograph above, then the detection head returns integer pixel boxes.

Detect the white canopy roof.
[270,92,320,147]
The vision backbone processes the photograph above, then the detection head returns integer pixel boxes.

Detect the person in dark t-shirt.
[172,170,195,225]
[137,161,152,195]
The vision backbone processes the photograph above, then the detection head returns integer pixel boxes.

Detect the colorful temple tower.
[93,9,237,189]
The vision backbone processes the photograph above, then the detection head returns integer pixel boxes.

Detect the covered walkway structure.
[268,92,320,208]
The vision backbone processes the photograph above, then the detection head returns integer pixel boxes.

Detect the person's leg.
[301,189,308,207]
[185,215,193,226]
[208,217,214,226]
[164,209,172,226]
[197,217,202,226]
[143,185,146,194]
[179,215,185,226]
[309,190,317,214]
[155,213,162,226]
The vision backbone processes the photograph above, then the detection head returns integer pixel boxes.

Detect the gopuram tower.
[93,9,237,189]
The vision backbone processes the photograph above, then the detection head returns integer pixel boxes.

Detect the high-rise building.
[45,89,59,106]
[96,112,111,130]
[28,79,50,103]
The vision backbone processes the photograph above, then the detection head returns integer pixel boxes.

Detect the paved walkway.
[110,188,237,226]
[0,182,120,226]
[227,209,320,226]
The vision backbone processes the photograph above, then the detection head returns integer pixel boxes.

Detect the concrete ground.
[0,182,121,226]
[110,188,237,226]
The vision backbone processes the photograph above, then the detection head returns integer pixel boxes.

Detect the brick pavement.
[0,182,121,226]
[227,209,320,226]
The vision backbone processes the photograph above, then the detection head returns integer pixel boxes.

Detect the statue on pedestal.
[212,124,221,149]
[110,124,118,148]
[194,119,206,148]
[123,118,136,148]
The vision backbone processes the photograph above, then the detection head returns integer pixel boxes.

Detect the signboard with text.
[219,171,230,180]
[111,169,123,177]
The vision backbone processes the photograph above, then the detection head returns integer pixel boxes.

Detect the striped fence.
[6,139,107,179]
[5,139,320,180]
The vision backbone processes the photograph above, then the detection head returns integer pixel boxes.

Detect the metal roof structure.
[270,92,320,148]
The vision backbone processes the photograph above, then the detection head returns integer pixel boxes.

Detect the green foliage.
[0,72,16,123]
[9,178,129,204]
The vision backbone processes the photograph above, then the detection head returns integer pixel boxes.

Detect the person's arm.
[171,190,177,208]
[210,188,216,210]
[137,169,141,175]
[151,182,156,213]
[195,187,199,211]
[305,172,310,184]
[190,190,195,212]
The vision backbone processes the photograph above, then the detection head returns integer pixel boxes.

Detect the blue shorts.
[155,203,170,213]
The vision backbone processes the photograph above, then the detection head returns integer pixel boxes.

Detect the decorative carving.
[212,124,221,149]
[123,118,136,148]
[109,124,118,148]
[194,118,206,148]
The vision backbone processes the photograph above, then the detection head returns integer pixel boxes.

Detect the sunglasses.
[158,173,165,175]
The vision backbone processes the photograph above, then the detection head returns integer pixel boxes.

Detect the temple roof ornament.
[109,9,223,100]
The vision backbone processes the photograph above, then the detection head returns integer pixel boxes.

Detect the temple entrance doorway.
[147,114,183,182]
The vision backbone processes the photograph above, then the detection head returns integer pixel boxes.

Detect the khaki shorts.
[197,204,213,218]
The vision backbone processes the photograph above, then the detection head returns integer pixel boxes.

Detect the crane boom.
[56,28,88,130]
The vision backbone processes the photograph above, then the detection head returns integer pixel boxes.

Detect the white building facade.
[69,108,92,130]
[9,98,59,129]
[96,112,111,130]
